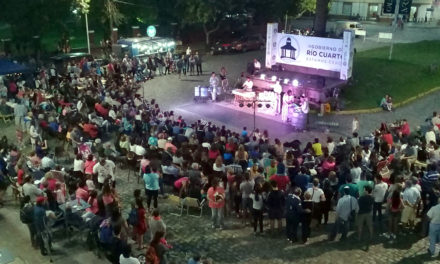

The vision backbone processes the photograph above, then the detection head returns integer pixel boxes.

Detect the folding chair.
[183,197,205,217]
[167,195,184,216]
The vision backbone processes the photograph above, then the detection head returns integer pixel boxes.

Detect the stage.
[174,99,350,142]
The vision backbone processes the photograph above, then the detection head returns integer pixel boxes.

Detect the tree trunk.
[314,0,330,37]
[203,23,221,45]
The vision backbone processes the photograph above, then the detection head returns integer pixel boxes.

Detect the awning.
[0,59,29,75]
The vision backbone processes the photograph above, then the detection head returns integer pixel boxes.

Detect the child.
[85,173,95,191]
[301,192,313,244]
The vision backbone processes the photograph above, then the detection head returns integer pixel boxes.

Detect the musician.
[281,90,294,122]
[271,80,282,115]
[253,59,261,74]
[242,76,254,92]
[209,72,219,101]
[300,95,310,129]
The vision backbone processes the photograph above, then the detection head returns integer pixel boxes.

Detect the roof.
[0,59,29,75]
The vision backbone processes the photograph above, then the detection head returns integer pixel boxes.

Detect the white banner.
[267,27,354,80]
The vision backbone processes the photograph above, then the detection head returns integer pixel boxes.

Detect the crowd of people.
[1,49,440,264]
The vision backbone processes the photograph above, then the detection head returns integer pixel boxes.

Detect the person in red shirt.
[399,119,410,137]
[207,178,225,229]
[94,102,109,117]
[75,181,89,202]
[269,163,290,192]
[81,120,98,139]
[135,199,147,250]
[382,130,393,146]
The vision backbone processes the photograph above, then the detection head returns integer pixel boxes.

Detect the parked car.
[333,21,366,37]
[50,52,93,75]
[210,34,265,55]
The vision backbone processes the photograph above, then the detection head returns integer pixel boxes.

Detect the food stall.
[116,37,176,58]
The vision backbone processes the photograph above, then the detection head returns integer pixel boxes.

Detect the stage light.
[239,103,244,108]
[247,103,252,108]
[260,74,266,80]
[292,79,299,87]
[266,104,271,108]
[271,76,277,82]
[283,78,289,84]
[257,103,263,108]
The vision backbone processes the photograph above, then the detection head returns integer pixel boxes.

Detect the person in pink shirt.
[269,163,290,192]
[164,138,177,154]
[102,182,115,205]
[84,154,96,175]
[207,178,225,229]
[86,190,99,214]
[75,181,89,202]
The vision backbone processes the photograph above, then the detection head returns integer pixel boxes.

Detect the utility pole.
[85,12,91,54]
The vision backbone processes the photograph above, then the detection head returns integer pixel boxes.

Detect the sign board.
[146,25,156,38]
[266,23,354,80]
[383,0,396,14]
[378,32,393,40]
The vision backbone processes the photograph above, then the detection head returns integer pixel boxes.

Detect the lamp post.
[78,0,91,54]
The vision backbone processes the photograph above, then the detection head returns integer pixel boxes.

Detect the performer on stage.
[300,95,310,129]
[271,80,282,115]
[242,76,254,92]
[281,90,294,122]
[253,59,261,74]
[209,72,219,101]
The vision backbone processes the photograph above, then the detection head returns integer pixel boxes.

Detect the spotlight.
[266,104,271,108]
[247,103,252,108]
[260,74,266,80]
[239,103,244,107]
[283,78,289,84]
[257,103,263,108]
[271,76,277,82]
[292,79,299,87]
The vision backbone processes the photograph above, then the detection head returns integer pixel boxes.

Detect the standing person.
[207,178,225,229]
[357,185,374,242]
[209,72,219,101]
[20,195,37,248]
[92,156,116,189]
[301,192,313,244]
[135,199,148,250]
[281,90,294,123]
[143,164,161,211]
[249,184,264,235]
[383,188,404,241]
[427,202,440,258]
[195,52,202,75]
[266,180,285,234]
[148,231,168,264]
[149,209,166,241]
[305,178,326,228]
[372,175,388,222]
[240,173,255,225]
[285,187,304,243]
[352,117,360,134]
[14,100,27,132]
[321,178,334,225]
[189,55,196,76]
[329,186,359,241]
[33,196,56,256]
[272,81,282,115]
[119,244,141,264]
[401,180,421,233]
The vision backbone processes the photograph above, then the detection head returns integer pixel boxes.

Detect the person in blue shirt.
[241,127,248,137]
[143,164,160,210]
[295,167,311,193]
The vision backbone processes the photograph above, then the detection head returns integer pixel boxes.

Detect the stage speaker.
[194,86,209,103]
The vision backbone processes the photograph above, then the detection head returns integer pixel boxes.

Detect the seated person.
[242,76,254,92]
[81,119,99,139]
[380,94,392,111]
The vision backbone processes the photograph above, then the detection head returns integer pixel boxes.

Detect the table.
[0,248,15,264]
[59,199,90,214]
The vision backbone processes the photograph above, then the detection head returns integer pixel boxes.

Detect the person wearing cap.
[92,156,116,189]
[329,186,359,241]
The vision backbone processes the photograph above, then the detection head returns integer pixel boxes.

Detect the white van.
[333,21,366,37]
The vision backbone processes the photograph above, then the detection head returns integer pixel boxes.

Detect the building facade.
[329,0,438,22]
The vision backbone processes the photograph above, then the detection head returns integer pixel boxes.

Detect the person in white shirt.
[242,77,253,92]
[272,81,282,114]
[350,162,362,183]
[401,180,421,230]
[426,127,436,145]
[253,59,261,73]
[427,202,440,257]
[186,46,192,56]
[281,90,294,122]
[305,178,326,226]
[92,157,116,188]
[73,154,85,173]
[352,117,360,133]
[209,72,219,101]
[372,175,388,222]
[119,244,140,264]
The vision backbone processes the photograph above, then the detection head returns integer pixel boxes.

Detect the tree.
[177,0,245,45]
[105,0,125,40]
[313,0,330,36]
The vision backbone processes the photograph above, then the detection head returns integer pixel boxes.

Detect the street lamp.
[77,0,91,54]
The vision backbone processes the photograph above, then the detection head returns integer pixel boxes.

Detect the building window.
[342,2,352,16]
[369,4,379,17]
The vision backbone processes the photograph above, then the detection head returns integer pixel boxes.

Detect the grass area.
[342,40,440,110]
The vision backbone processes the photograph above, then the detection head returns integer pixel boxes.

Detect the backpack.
[20,204,34,224]
[127,208,138,226]
[145,245,159,264]
[98,218,113,244]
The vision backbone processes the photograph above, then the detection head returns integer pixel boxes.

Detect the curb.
[334,86,440,115]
